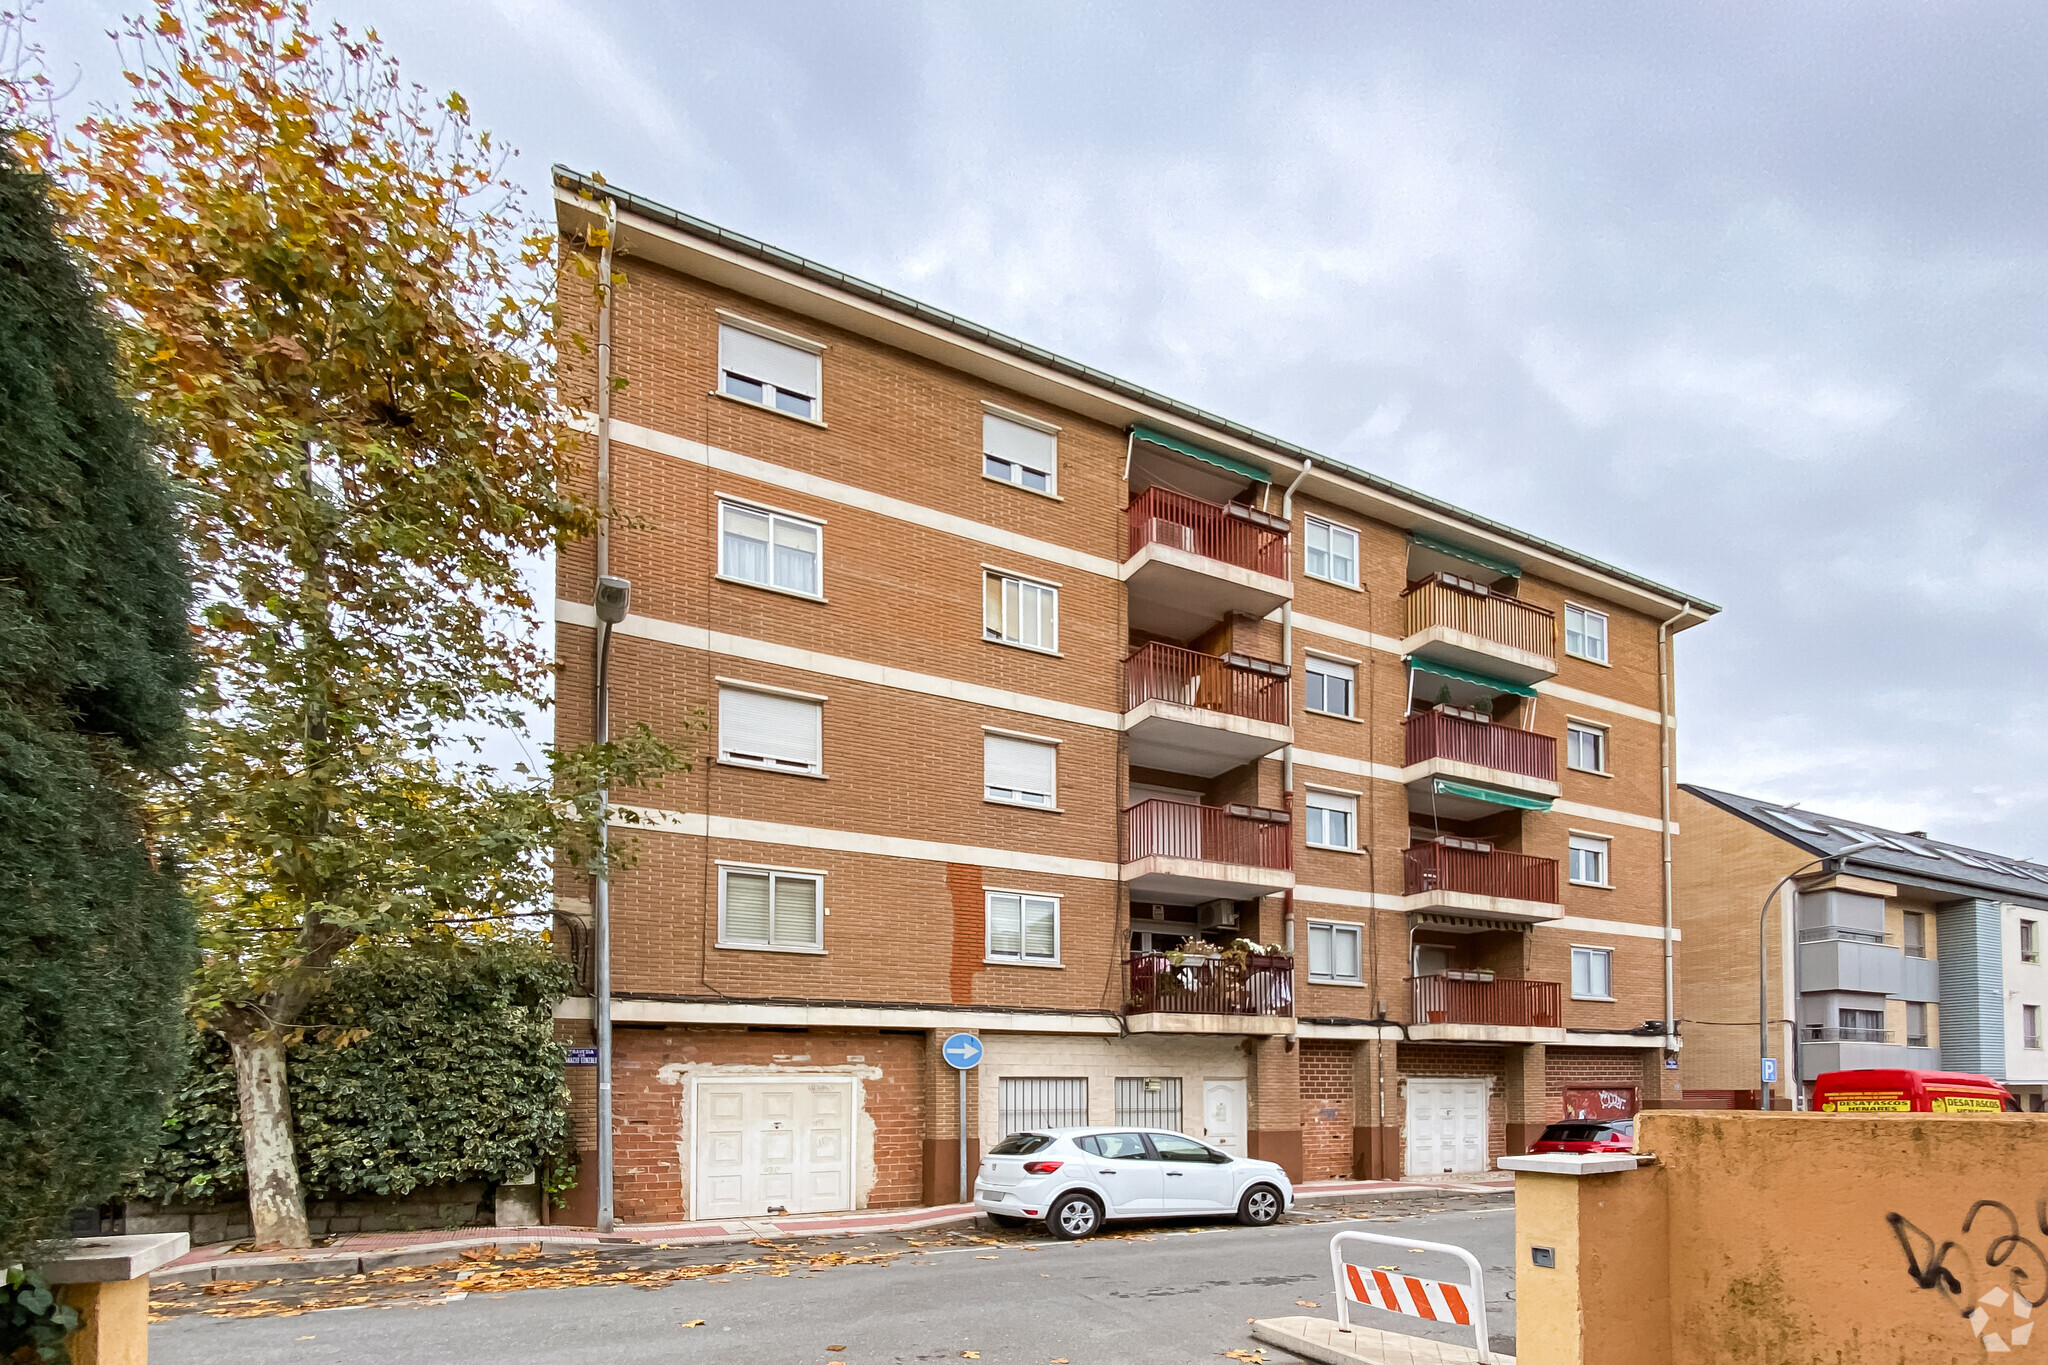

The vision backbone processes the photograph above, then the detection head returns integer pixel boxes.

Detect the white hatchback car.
[973,1127,1293,1239]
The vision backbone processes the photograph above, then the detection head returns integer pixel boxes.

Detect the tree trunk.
[230,1032,311,1249]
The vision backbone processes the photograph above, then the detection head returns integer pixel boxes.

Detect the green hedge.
[133,942,574,1203]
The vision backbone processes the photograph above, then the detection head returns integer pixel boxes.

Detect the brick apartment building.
[548,168,1718,1223]
[1677,786,2048,1109]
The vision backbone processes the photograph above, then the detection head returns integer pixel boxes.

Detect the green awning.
[1131,425,1271,484]
[1433,778,1553,813]
[1406,655,1538,699]
[1410,531,1521,580]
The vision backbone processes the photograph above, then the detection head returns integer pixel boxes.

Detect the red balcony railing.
[1402,578,1556,662]
[1127,951,1295,1017]
[1409,974,1561,1028]
[1125,642,1289,725]
[1127,486,1289,579]
[1122,799,1293,871]
[1404,843,1558,904]
[1404,709,1556,782]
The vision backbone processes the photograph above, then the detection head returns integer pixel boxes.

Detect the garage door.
[693,1078,855,1219]
[1405,1079,1489,1176]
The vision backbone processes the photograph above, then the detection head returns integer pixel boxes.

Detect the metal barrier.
[1328,1229,1494,1362]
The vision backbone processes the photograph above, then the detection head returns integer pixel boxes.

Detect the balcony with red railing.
[1125,487,1292,638]
[1409,974,1561,1031]
[1121,798,1294,902]
[1124,642,1292,777]
[1405,709,1555,782]
[1126,951,1295,1024]
[1401,577,1558,684]
[1403,843,1560,918]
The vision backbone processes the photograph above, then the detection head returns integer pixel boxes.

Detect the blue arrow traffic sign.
[942,1033,983,1070]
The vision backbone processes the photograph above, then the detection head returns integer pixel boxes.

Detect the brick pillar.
[1351,1035,1400,1178]
[1504,1042,1549,1156]
[920,1029,981,1206]
[1248,1034,1303,1180]
[1642,1047,1681,1107]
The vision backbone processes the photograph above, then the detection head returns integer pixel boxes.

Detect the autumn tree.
[46,0,676,1248]
[0,97,195,1262]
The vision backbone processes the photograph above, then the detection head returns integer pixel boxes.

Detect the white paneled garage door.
[1404,1079,1489,1176]
[693,1078,856,1219]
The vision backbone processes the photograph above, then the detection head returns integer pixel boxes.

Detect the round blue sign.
[941,1033,984,1070]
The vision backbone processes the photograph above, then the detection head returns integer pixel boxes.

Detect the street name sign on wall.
[566,1046,598,1067]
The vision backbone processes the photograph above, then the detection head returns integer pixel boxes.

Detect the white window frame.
[716,865,826,954]
[984,889,1061,966]
[716,683,824,776]
[1303,515,1361,589]
[1307,920,1364,984]
[2024,919,2040,964]
[1906,1001,1929,1047]
[983,729,1059,809]
[717,314,824,422]
[1304,787,1359,852]
[1566,720,1608,775]
[1569,832,1611,888]
[718,498,824,599]
[1564,603,1610,665]
[982,404,1059,496]
[2027,1005,2042,1051]
[983,569,1060,654]
[1304,654,1357,719]
[1570,945,1614,1001]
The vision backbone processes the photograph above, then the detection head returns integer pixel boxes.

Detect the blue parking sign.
[1762,1057,1778,1084]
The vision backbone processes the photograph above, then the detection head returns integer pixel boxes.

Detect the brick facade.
[548,176,1709,1219]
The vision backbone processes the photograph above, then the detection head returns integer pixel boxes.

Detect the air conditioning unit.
[1196,900,1240,931]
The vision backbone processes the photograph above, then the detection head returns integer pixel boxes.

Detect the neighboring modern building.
[549,167,1719,1223]
[1677,785,2048,1109]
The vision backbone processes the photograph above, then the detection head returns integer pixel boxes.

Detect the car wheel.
[1048,1193,1102,1240]
[1238,1184,1282,1226]
[987,1213,1028,1229]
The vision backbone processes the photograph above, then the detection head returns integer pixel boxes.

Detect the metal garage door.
[1404,1078,1489,1176]
[693,1078,856,1219]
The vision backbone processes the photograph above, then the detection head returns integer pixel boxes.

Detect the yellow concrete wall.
[1516,1110,2048,1364]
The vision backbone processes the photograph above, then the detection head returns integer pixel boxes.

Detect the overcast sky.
[43,2,2048,855]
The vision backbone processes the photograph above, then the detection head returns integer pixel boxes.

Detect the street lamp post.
[592,574,631,1232]
[1758,837,1882,1111]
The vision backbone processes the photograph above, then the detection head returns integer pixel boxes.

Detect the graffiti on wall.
[1889,1201,2048,1353]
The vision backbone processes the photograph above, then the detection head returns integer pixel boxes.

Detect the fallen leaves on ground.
[1295,1300,1318,1307]
[962,1352,980,1359]
[683,1320,705,1328]
[1222,1351,1266,1362]
[827,1347,845,1353]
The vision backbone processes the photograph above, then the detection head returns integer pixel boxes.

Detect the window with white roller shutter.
[718,320,823,420]
[718,867,824,951]
[719,686,822,774]
[984,732,1056,807]
[982,409,1057,494]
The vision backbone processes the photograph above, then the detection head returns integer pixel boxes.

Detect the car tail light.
[1022,1160,1064,1175]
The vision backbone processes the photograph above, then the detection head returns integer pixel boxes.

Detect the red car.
[1529,1119,1635,1154]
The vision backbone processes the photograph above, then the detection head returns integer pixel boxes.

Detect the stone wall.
[111,1182,493,1247]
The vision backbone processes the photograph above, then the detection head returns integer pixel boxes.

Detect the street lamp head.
[594,575,631,625]
[1826,836,1884,866]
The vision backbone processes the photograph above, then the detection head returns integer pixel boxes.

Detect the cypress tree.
[0,140,195,1263]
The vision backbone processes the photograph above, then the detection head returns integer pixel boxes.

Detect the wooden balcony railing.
[1404,709,1556,782]
[1404,843,1559,904]
[1402,578,1556,662]
[1128,486,1290,579]
[1409,974,1561,1028]
[1125,642,1289,725]
[1122,799,1293,871]
[1127,951,1295,1017]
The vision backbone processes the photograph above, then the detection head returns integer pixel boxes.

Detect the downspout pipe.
[591,200,620,1234]
[1278,460,1314,798]
[1656,602,1691,1055]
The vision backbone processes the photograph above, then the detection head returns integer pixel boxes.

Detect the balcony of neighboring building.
[1121,798,1294,903]
[1400,574,1557,685]
[1123,948,1295,1036]
[1124,485,1292,638]
[1401,706,1560,817]
[1124,642,1291,777]
[1401,840,1561,923]
[1408,972,1565,1045]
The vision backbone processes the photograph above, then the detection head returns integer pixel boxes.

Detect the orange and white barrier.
[1329,1230,1494,1362]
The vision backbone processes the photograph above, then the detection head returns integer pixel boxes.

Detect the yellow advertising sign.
[1821,1095,1911,1112]
[1931,1095,2003,1113]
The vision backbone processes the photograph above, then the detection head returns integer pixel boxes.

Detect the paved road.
[152,1192,1515,1364]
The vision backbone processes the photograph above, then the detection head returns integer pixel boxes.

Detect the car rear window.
[989,1133,1054,1156]
[1540,1123,1623,1142]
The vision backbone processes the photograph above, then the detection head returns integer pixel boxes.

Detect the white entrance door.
[694,1078,855,1219]
[1202,1079,1248,1155]
[1405,1079,1489,1176]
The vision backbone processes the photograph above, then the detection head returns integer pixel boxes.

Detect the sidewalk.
[151,1174,1513,1285]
